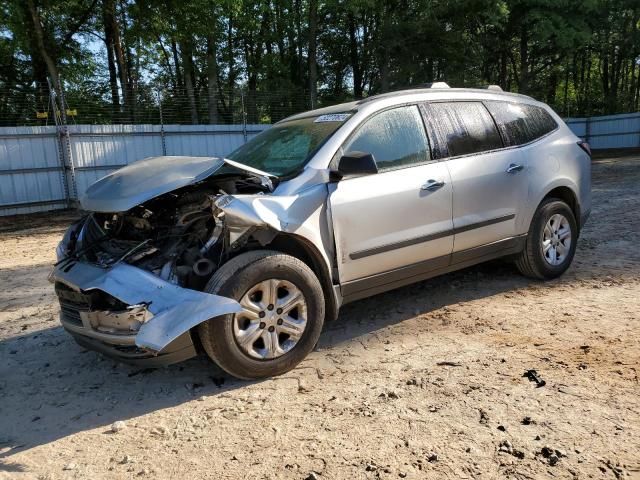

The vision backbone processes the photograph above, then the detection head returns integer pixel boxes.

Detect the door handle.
[421,179,445,191]
[506,163,524,173]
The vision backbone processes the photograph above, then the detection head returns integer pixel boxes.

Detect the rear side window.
[423,102,503,158]
[344,105,431,171]
[484,101,558,146]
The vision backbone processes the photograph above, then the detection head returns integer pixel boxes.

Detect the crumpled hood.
[80,156,225,212]
[80,156,273,213]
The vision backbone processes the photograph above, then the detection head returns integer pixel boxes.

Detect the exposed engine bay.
[52,155,333,362]
[71,174,271,290]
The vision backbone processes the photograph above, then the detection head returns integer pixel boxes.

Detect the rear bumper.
[51,259,242,365]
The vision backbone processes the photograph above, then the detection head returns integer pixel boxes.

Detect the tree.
[0,0,639,126]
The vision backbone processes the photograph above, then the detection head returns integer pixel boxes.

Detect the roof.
[282,87,534,123]
[357,87,532,104]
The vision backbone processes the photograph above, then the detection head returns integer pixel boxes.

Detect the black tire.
[197,250,325,379]
[515,198,578,280]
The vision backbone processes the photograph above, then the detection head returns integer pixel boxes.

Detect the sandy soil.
[1,156,639,480]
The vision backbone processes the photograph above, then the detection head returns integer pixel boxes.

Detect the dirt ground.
[1,156,639,480]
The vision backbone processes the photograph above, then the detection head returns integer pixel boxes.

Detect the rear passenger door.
[422,101,529,254]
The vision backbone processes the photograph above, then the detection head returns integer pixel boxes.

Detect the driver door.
[329,105,454,291]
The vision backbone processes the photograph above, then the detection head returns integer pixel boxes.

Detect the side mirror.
[336,151,378,177]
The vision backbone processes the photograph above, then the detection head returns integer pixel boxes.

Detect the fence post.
[157,90,167,156]
[240,89,248,143]
[48,77,77,207]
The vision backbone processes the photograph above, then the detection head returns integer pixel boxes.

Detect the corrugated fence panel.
[564,118,587,138]
[0,126,67,216]
[4,113,640,217]
[69,124,165,199]
[565,112,640,149]
[164,124,269,157]
[590,113,640,149]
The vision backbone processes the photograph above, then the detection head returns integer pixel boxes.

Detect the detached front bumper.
[50,260,242,366]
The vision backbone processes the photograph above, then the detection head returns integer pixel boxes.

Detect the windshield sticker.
[314,113,351,123]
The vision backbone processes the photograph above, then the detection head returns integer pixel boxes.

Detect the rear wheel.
[197,250,325,379]
[515,198,577,280]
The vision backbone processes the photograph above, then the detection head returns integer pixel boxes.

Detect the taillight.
[578,140,591,157]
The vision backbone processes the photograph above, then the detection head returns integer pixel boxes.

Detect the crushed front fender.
[50,260,242,352]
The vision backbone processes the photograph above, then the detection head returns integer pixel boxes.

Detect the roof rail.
[417,82,451,89]
[478,85,503,91]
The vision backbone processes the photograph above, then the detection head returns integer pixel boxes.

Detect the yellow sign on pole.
[36,112,49,119]
[66,109,78,116]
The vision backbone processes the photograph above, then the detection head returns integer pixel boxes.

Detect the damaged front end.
[50,157,282,365]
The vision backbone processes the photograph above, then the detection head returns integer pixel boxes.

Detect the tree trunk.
[601,48,611,113]
[546,69,558,107]
[171,38,183,88]
[206,35,219,124]
[122,6,137,123]
[308,0,318,108]
[180,38,199,124]
[155,35,176,89]
[348,13,363,98]
[294,0,304,87]
[243,35,259,124]
[499,49,508,89]
[518,25,529,93]
[25,0,63,109]
[379,47,390,92]
[426,58,434,83]
[226,8,236,123]
[20,1,49,105]
[102,0,129,120]
[377,6,390,92]
[563,61,570,116]
[102,0,120,118]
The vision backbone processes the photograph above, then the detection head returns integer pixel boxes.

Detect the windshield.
[227,113,351,176]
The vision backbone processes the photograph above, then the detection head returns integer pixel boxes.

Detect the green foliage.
[0,0,639,125]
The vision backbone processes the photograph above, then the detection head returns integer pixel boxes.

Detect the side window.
[423,102,503,158]
[343,105,431,171]
[525,105,558,140]
[485,101,558,146]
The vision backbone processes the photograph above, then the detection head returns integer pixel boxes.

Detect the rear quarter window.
[484,101,558,146]
[422,101,503,158]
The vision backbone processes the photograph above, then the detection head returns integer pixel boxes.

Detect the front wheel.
[197,250,325,379]
[515,198,578,280]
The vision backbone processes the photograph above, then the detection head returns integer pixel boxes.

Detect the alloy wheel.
[233,279,308,360]
[542,213,572,266]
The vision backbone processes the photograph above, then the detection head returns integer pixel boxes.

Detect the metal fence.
[0,124,269,216]
[565,112,640,149]
[1,111,639,217]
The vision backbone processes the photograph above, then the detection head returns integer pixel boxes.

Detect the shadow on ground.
[0,259,534,457]
[1,255,601,463]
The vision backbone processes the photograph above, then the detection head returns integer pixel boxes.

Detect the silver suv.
[52,85,591,379]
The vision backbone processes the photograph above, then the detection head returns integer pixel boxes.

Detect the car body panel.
[445,147,529,252]
[329,162,454,283]
[519,124,591,232]
[50,260,242,352]
[80,156,274,213]
[215,182,336,277]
